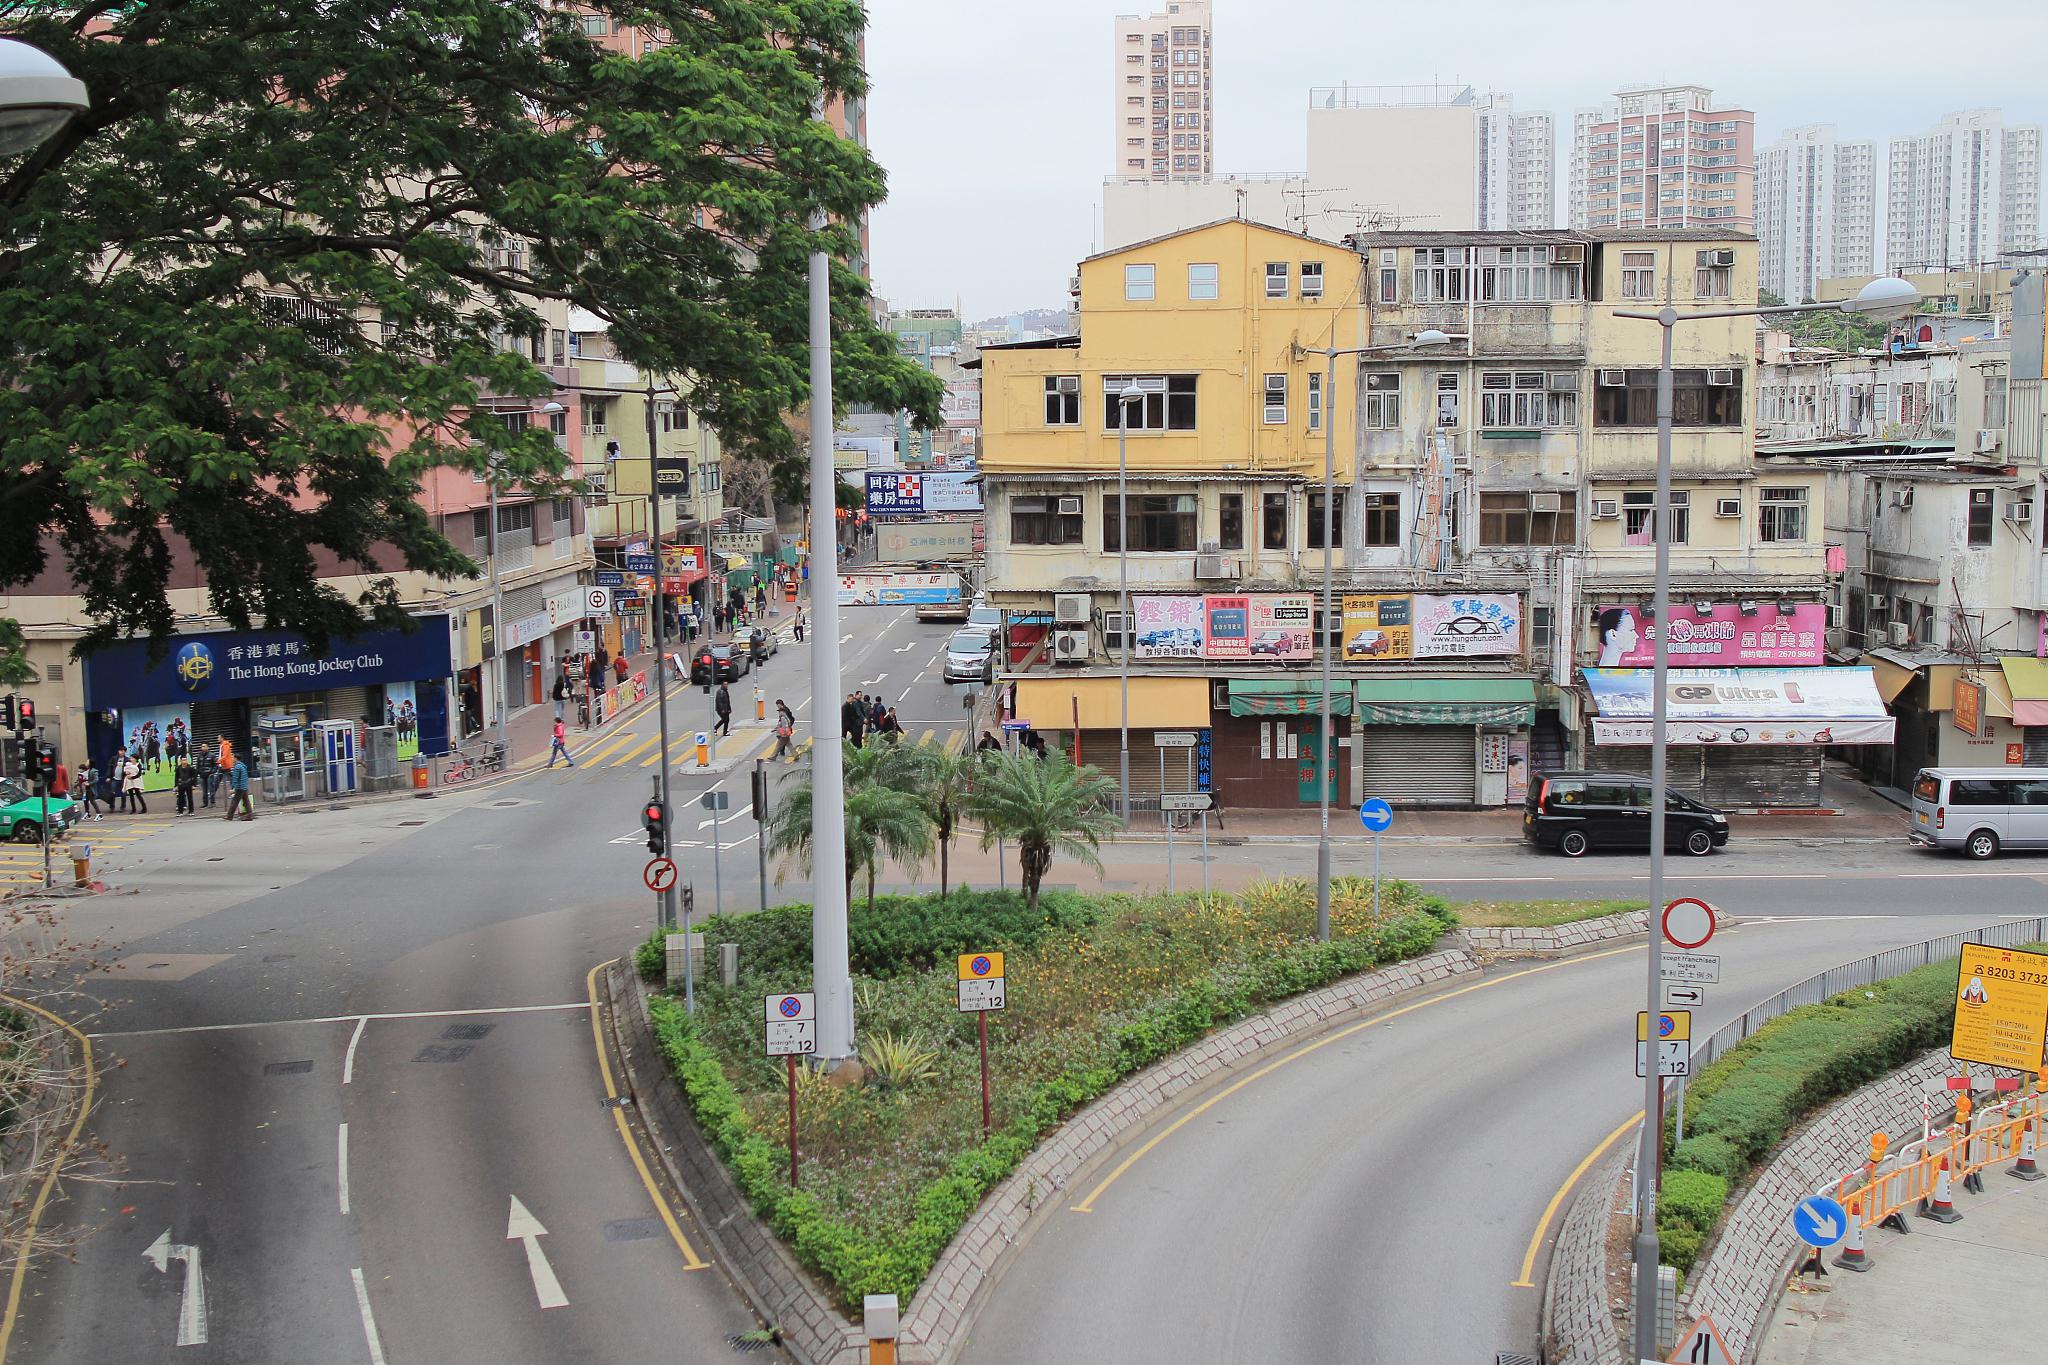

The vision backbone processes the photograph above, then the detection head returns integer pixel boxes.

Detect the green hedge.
[636,888,1103,984]
[1653,953,1972,1275]
[644,894,1458,1310]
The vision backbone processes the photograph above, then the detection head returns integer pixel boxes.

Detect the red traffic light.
[13,698,32,730]
[644,803,664,824]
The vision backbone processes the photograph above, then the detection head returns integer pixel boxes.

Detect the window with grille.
[1044,376,1080,425]
[1480,372,1577,429]
[1103,494,1198,552]
[1435,372,1460,428]
[1593,370,1741,427]
[1623,490,1687,542]
[1968,488,1994,546]
[1362,372,1400,429]
[1758,486,1808,543]
[1481,492,1579,546]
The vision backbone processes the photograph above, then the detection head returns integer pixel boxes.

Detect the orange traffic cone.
[1920,1155,1964,1223]
[2012,1121,2044,1182]
[1832,1199,1871,1272]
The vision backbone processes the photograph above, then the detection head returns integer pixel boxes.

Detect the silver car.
[943,627,995,684]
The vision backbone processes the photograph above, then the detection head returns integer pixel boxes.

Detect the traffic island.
[609,882,1639,1365]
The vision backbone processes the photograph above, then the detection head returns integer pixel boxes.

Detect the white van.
[1907,767,2048,859]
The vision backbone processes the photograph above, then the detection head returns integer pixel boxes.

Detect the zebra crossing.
[574,724,965,770]
[0,816,177,887]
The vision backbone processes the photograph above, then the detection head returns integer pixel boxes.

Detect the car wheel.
[1966,829,1999,861]
[1559,829,1591,858]
[12,820,39,845]
[1684,828,1714,857]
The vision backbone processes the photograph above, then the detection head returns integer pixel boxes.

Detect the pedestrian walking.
[753,583,767,617]
[200,757,220,808]
[121,753,146,813]
[841,691,866,748]
[222,756,254,820]
[869,694,887,731]
[546,717,575,768]
[75,760,104,821]
[713,681,733,738]
[976,731,1002,754]
[773,700,796,761]
[552,670,570,720]
[792,610,804,643]
[613,653,629,690]
[50,761,68,800]
[174,760,197,814]
[878,707,904,742]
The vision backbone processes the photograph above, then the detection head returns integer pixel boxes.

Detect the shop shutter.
[324,686,372,726]
[1702,746,1822,809]
[1591,745,1707,795]
[188,698,243,766]
[1073,730,1198,812]
[2027,728,2048,766]
[1358,725,1475,805]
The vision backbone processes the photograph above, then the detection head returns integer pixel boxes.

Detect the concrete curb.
[1462,908,1651,958]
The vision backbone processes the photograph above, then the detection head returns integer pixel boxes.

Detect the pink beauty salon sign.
[1591,602,1826,668]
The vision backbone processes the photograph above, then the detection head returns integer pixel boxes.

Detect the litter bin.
[412,761,431,790]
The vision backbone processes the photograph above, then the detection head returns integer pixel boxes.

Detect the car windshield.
[967,608,1001,629]
[0,779,25,805]
[949,631,991,652]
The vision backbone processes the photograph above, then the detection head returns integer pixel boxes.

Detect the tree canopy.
[0,0,941,667]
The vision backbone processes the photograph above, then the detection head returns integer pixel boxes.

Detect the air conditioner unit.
[1194,554,1235,579]
[1056,496,1082,516]
[1054,593,1091,624]
[1893,487,1914,509]
[1887,621,1911,647]
[1710,249,1736,268]
[1715,496,1742,518]
[1592,499,1620,520]
[1867,594,1890,610]
[1974,429,2002,454]
[1598,369,1628,387]
[1706,368,1737,387]
[1450,452,1474,471]
[1363,493,1385,509]
[1547,372,1579,391]
[1531,492,1563,513]
[1051,629,1090,662]
[2010,500,2034,523]
[1828,602,1844,628]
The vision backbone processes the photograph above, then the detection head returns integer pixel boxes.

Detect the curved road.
[956,891,2045,1365]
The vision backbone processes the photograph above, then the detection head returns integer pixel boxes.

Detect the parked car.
[967,602,1002,633]
[1908,767,2048,859]
[943,627,996,685]
[1523,772,1729,858]
[1,779,77,843]
[740,625,777,664]
[690,644,749,685]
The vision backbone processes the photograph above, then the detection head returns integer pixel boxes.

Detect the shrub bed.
[640,878,1459,1311]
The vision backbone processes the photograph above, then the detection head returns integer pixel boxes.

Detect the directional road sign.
[764,991,816,1056]
[643,858,678,893]
[1159,791,1213,812]
[957,951,1006,1012]
[1636,1009,1692,1078]
[1791,1194,1849,1249]
[1660,951,1721,985]
[1153,731,1198,748]
[1663,984,1706,1009]
[1358,798,1394,833]
[1662,897,1716,950]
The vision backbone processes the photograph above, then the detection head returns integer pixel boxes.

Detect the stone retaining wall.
[1542,1143,1632,1365]
[1462,909,1647,958]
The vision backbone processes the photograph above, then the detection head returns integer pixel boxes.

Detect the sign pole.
[1166,805,1175,896]
[1200,811,1208,902]
[1372,830,1380,920]
[787,1053,800,1189]
[754,758,770,914]
[682,880,695,1016]
[978,1011,991,1138]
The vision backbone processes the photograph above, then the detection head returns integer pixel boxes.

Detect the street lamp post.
[1293,330,1452,941]
[0,39,88,157]
[642,382,682,931]
[1115,381,1142,824]
[1613,275,1918,1362]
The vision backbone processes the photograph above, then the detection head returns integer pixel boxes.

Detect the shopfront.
[1582,667,1895,808]
[1351,678,1538,807]
[1009,675,1211,809]
[81,615,457,791]
[1999,658,2048,765]
[1860,649,2026,787]
[1214,680,1349,808]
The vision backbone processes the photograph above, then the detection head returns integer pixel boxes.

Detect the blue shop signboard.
[83,615,457,711]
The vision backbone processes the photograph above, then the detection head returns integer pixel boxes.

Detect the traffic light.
[644,799,668,856]
[13,697,33,732]
[750,764,767,821]
[20,745,45,789]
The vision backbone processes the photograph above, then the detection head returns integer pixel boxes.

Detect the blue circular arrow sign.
[1792,1195,1849,1248]
[1358,798,1394,833]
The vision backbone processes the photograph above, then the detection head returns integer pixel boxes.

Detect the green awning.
[1353,677,1537,726]
[1226,679,1353,717]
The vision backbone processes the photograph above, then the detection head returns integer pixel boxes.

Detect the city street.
[11,604,2048,1363]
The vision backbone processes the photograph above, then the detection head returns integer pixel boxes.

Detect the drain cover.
[602,1218,662,1243]
[440,1023,494,1041]
[725,1331,781,1355]
[397,820,426,827]
[493,800,523,808]
[263,1060,314,1076]
[411,1044,473,1064]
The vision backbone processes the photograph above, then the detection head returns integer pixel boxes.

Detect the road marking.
[89,999,592,1040]
[507,1196,569,1309]
[343,1016,367,1084]
[579,734,640,765]
[896,642,917,653]
[349,1268,389,1365]
[840,634,853,644]
[141,1230,207,1345]
[583,961,709,1270]
[862,673,888,687]
[1743,914,1898,925]
[604,735,664,767]
[338,1123,352,1215]
[1510,1110,1643,1287]
[945,731,965,755]
[898,685,916,702]
[0,994,97,1360]
[1068,945,1638,1214]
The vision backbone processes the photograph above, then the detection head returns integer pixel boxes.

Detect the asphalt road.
[10,606,966,1364]
[953,902,2032,1365]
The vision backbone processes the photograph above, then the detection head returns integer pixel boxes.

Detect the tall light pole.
[0,39,88,156]
[1115,381,1143,824]
[641,381,681,931]
[1293,330,1452,941]
[1613,275,1917,1362]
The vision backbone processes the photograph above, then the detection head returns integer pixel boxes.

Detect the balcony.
[1370,305,1586,360]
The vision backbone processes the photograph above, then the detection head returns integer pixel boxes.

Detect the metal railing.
[1693,915,2048,1068]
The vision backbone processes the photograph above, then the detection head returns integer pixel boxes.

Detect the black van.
[1523,771,1730,857]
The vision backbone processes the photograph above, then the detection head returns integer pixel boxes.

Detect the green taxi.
[1,778,78,843]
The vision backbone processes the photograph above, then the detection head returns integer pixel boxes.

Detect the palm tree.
[905,747,976,900]
[965,750,1120,911]
[767,742,934,916]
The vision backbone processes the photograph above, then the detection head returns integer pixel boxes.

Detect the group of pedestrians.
[839,691,903,747]
[69,748,252,820]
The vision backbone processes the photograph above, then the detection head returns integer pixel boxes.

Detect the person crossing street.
[222,756,254,821]
[546,717,575,768]
[713,681,733,738]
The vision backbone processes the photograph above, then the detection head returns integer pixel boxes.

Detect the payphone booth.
[256,713,305,804]
[315,719,360,796]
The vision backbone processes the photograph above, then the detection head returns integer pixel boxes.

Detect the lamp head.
[1839,277,1919,321]
[1118,382,1145,402]
[540,401,565,414]
[1410,329,1454,348]
[0,40,88,157]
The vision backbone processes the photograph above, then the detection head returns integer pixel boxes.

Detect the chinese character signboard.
[1412,594,1521,659]
[1949,943,2048,1071]
[1204,596,1251,660]
[865,470,983,515]
[83,616,457,711]
[1591,602,1826,667]
[1341,595,1415,660]
[838,572,962,606]
[1954,677,1984,737]
[1133,596,1205,658]
[1249,594,1315,661]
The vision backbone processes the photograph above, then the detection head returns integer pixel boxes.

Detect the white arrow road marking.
[895,641,917,653]
[507,1196,568,1309]
[143,1229,207,1346]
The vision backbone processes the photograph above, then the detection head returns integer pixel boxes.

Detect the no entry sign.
[1662,897,1716,950]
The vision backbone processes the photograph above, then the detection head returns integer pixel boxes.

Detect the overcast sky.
[863,0,2044,322]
